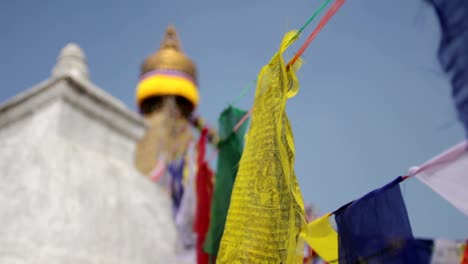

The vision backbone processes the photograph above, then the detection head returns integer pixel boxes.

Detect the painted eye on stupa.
[139,96,164,115]
[175,96,195,118]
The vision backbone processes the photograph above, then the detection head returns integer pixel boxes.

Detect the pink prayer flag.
[150,156,167,182]
[408,141,468,217]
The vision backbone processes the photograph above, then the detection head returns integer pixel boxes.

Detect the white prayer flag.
[409,141,468,217]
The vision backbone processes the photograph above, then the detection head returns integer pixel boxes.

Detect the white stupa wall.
[0,44,177,264]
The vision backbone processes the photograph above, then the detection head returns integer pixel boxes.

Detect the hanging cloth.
[194,128,214,264]
[217,31,306,264]
[203,106,249,259]
[168,157,185,216]
[332,238,467,263]
[175,142,197,256]
[303,214,338,263]
[334,177,413,263]
[462,242,468,264]
[425,0,468,137]
[408,141,468,217]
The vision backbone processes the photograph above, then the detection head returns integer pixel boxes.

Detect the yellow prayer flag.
[217,31,306,264]
[460,243,467,263]
[302,214,339,263]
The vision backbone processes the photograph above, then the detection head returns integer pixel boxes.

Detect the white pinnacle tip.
[52,42,89,79]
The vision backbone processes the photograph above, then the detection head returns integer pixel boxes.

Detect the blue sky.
[1,0,467,238]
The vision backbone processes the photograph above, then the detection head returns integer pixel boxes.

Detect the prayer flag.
[302,214,338,263]
[342,238,466,263]
[217,31,306,264]
[169,157,185,216]
[409,141,468,217]
[203,106,249,258]
[194,128,214,264]
[426,0,468,137]
[334,177,413,263]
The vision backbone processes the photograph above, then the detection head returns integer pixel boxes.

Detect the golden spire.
[159,25,181,51]
[141,25,197,82]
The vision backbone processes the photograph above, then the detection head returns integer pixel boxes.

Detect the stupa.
[0,43,177,263]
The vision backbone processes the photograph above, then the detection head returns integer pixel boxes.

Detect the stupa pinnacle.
[52,43,89,79]
[140,25,197,81]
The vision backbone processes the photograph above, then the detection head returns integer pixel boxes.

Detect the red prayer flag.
[194,128,214,264]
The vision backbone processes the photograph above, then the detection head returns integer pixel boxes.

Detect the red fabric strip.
[194,128,214,264]
[287,0,346,68]
[461,241,468,264]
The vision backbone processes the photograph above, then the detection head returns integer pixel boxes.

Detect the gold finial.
[160,25,182,51]
[140,25,197,80]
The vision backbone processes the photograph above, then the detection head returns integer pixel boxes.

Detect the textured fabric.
[345,238,432,263]
[405,240,433,264]
[168,157,185,216]
[175,142,197,256]
[203,106,249,258]
[337,238,467,263]
[335,177,413,264]
[462,242,468,264]
[303,248,327,264]
[410,141,468,217]
[194,128,214,264]
[302,205,329,264]
[430,239,467,263]
[426,0,468,137]
[149,155,167,182]
[217,31,306,264]
[303,214,338,262]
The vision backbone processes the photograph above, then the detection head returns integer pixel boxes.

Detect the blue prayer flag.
[169,157,185,215]
[334,177,413,263]
[426,0,468,137]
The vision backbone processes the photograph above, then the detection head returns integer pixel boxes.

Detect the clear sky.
[1,0,467,239]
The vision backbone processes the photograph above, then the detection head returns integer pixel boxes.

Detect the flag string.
[233,0,346,136]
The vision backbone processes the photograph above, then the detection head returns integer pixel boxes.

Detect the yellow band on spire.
[136,74,199,106]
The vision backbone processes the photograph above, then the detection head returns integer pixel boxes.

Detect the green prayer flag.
[203,105,249,258]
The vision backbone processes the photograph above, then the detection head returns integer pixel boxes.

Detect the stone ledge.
[0,74,147,141]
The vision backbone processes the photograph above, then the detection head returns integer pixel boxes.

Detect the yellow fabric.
[136,74,199,106]
[302,214,339,263]
[460,243,467,263]
[217,31,306,264]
